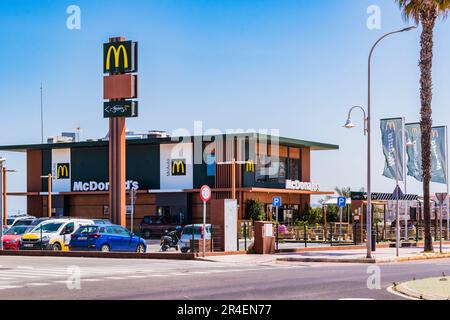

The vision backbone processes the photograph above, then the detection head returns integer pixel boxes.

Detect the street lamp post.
[0,158,6,251]
[2,167,17,226]
[344,26,416,259]
[40,174,53,217]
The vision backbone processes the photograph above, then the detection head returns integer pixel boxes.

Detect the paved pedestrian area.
[276,245,450,263]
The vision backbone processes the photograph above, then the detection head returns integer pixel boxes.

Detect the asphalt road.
[0,255,449,300]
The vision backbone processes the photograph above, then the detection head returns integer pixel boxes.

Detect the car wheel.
[161,245,168,252]
[181,248,188,253]
[52,243,62,251]
[100,244,110,252]
[136,244,146,253]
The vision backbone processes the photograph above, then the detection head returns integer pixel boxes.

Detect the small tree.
[245,200,266,221]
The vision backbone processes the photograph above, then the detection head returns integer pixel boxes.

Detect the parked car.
[139,215,181,239]
[69,224,147,253]
[3,226,33,250]
[20,218,95,251]
[179,224,212,253]
[13,217,49,228]
[6,215,36,228]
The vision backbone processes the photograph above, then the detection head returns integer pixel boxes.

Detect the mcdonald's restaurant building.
[0,133,338,231]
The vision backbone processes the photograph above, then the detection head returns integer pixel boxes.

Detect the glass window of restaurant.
[255,145,301,183]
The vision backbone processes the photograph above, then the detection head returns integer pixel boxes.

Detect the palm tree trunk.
[419,4,436,252]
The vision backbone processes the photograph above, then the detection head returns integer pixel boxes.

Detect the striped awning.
[351,192,418,201]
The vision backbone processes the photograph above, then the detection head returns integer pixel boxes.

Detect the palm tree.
[395,0,450,252]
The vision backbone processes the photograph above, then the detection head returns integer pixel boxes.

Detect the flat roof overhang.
[7,188,333,197]
[0,133,339,152]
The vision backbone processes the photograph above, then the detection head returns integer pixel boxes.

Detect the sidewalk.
[394,276,450,300]
[276,245,450,263]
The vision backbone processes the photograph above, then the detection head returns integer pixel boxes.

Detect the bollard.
[191,227,194,253]
[304,225,307,248]
[244,223,247,251]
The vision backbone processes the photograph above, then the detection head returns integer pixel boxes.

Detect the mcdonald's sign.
[432,130,439,138]
[386,121,396,130]
[103,40,138,74]
[245,160,255,173]
[171,159,186,176]
[56,163,70,179]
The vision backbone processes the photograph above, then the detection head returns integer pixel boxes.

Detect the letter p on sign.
[337,197,347,208]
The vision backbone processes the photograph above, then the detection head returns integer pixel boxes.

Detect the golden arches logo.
[411,127,419,135]
[171,159,186,176]
[57,164,70,179]
[432,130,439,138]
[105,45,128,71]
[246,160,255,173]
[386,121,396,130]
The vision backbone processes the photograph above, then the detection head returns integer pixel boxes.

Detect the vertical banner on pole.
[405,123,422,182]
[200,185,212,257]
[431,126,447,184]
[380,118,404,181]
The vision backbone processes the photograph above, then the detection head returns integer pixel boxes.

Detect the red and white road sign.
[200,185,212,202]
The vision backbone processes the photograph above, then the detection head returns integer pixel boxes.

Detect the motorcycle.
[160,230,179,252]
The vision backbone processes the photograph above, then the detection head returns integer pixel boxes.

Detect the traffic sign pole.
[199,185,212,258]
[275,206,279,251]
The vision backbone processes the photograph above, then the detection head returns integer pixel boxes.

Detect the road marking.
[83,279,103,282]
[149,274,168,277]
[0,277,15,280]
[27,283,51,287]
[0,285,23,290]
[105,277,127,280]
[127,275,147,279]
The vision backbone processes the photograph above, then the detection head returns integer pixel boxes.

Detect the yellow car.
[21,219,95,251]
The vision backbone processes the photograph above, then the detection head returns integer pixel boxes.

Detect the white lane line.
[83,279,103,282]
[170,273,188,276]
[127,275,147,279]
[191,271,209,274]
[105,277,127,280]
[0,285,23,290]
[17,266,34,269]
[148,274,168,277]
[0,273,38,279]
[0,277,15,280]
[27,283,51,287]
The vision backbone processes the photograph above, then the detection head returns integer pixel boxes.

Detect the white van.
[21,218,96,251]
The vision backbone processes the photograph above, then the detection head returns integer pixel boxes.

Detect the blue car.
[69,224,147,253]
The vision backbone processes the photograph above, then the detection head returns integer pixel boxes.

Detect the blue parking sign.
[272,196,282,207]
[337,197,347,208]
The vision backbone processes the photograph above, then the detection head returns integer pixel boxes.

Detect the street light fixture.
[0,158,6,251]
[344,26,416,259]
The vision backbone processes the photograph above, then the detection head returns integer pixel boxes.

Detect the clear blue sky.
[1,0,450,213]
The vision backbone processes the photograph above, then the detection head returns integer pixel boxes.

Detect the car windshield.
[182,226,211,235]
[32,223,64,233]
[5,226,30,235]
[6,219,15,225]
[14,220,33,226]
[75,226,99,235]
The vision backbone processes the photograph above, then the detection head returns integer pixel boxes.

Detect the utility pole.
[40,83,44,144]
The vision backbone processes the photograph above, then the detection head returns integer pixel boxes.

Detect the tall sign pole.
[200,185,212,258]
[103,37,138,226]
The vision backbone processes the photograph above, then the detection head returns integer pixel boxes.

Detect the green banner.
[380,118,404,181]
[405,123,422,182]
[431,126,447,184]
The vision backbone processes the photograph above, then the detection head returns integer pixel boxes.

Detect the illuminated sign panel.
[103,40,138,74]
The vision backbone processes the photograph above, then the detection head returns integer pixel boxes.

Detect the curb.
[393,281,449,300]
[276,252,450,264]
